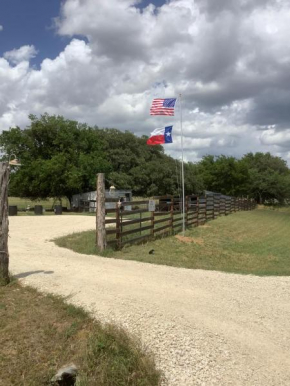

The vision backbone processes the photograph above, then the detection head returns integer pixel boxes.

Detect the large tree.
[241,152,290,204]
[0,114,111,203]
[197,155,249,196]
[0,114,203,201]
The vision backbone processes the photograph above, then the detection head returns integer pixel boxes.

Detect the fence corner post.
[96,173,106,252]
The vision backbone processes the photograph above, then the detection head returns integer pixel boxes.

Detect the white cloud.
[4,45,38,65]
[260,129,290,147]
[0,0,290,164]
[0,25,3,31]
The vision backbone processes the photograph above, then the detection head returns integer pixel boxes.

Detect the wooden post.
[170,196,174,233]
[0,162,10,285]
[151,203,155,239]
[196,196,200,226]
[96,173,106,252]
[139,212,142,235]
[185,196,188,226]
[218,195,221,216]
[115,201,122,249]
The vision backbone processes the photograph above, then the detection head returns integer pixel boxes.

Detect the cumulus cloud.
[0,25,3,31]
[261,129,290,148]
[4,45,38,64]
[0,0,290,164]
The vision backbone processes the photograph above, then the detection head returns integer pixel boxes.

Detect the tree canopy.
[0,114,289,204]
[198,153,290,203]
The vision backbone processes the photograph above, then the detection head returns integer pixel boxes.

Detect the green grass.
[16,211,96,216]
[55,207,290,276]
[8,196,98,216]
[8,196,71,210]
[0,281,162,386]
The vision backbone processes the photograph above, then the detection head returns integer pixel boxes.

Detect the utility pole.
[0,162,10,285]
[96,173,106,252]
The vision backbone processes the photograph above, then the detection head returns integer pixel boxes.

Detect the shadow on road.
[14,270,54,278]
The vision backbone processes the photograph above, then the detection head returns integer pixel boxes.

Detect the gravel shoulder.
[9,216,290,385]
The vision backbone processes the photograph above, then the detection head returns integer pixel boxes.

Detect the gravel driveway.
[9,216,290,385]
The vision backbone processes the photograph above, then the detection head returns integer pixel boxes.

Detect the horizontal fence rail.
[104,194,256,249]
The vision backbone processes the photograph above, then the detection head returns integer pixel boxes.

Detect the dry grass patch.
[0,281,162,386]
[175,235,204,245]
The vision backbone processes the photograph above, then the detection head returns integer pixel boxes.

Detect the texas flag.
[147,126,173,146]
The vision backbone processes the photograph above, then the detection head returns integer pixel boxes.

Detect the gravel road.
[9,216,290,385]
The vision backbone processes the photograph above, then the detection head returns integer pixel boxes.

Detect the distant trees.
[197,153,290,204]
[0,113,289,204]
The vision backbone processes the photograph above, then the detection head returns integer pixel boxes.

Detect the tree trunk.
[96,173,106,252]
[0,162,10,285]
[67,195,73,210]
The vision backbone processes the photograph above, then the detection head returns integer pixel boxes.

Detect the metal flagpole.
[175,159,181,199]
[179,93,185,235]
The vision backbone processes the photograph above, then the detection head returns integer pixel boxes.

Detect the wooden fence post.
[139,211,142,235]
[170,196,174,233]
[115,202,121,249]
[185,196,188,226]
[0,162,10,285]
[151,206,155,239]
[196,196,200,226]
[96,173,106,252]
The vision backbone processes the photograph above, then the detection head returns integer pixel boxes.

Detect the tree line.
[0,114,289,204]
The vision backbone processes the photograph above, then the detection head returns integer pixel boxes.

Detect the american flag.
[150,98,176,116]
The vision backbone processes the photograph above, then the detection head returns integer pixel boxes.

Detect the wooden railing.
[105,195,256,249]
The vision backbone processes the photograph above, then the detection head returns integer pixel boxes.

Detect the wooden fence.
[105,195,256,249]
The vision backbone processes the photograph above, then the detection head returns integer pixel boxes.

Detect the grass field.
[8,196,71,210]
[8,196,98,216]
[0,281,161,386]
[55,207,290,276]
[15,211,96,216]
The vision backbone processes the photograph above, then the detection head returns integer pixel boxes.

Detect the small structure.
[72,189,132,212]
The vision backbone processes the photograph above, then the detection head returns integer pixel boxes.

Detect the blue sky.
[0,0,68,66]
[0,0,166,67]
[138,0,166,8]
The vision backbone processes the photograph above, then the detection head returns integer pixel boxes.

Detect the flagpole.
[179,93,185,235]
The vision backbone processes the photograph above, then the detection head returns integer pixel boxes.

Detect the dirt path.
[9,216,290,385]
